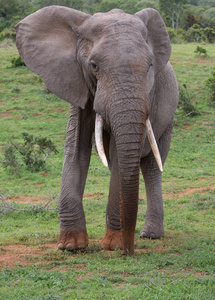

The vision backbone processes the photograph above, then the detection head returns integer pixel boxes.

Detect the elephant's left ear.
[135,8,171,74]
[15,6,91,109]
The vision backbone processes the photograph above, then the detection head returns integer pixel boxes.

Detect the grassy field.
[0,41,215,299]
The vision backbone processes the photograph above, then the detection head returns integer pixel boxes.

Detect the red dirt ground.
[0,241,173,269]
[163,185,215,200]
[0,243,57,268]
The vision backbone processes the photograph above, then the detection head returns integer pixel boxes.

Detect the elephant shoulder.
[154,62,179,108]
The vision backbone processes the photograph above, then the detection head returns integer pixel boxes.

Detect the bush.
[10,55,25,68]
[204,68,215,106]
[178,84,199,117]
[194,46,207,56]
[0,28,16,41]
[2,133,58,173]
[2,142,21,175]
[186,24,215,43]
[166,27,186,44]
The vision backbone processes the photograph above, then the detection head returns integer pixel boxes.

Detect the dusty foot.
[140,222,164,239]
[100,229,123,250]
[57,230,88,251]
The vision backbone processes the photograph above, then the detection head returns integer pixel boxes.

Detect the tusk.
[95,114,108,167]
[146,118,163,172]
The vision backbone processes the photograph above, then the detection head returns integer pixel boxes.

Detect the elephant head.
[15,6,171,254]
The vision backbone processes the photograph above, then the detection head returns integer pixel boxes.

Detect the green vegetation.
[204,68,215,105]
[0,39,215,300]
[2,133,58,174]
[10,55,25,68]
[194,45,207,56]
[178,84,199,116]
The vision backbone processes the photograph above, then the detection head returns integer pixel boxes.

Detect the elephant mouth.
[95,113,163,172]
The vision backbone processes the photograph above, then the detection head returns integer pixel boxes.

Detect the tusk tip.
[101,157,108,168]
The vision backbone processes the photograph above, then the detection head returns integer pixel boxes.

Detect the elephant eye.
[148,63,153,72]
[90,62,99,72]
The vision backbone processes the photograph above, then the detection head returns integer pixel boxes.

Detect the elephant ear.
[135,8,171,74]
[15,6,91,109]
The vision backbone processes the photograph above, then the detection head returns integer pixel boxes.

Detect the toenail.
[58,243,64,250]
[140,231,146,237]
[66,243,74,250]
[77,243,85,249]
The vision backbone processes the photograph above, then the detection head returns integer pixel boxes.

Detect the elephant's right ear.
[15,6,91,109]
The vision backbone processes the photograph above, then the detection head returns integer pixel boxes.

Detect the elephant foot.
[57,230,88,251]
[100,229,123,250]
[140,222,164,239]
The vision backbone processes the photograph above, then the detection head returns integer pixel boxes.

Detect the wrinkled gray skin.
[15,6,178,254]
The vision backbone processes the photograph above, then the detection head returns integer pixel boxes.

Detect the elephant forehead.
[80,12,147,40]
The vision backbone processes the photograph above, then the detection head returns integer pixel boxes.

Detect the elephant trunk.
[111,101,146,254]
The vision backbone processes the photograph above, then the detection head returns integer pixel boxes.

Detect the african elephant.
[15,6,178,255]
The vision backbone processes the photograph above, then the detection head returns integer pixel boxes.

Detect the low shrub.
[2,133,58,174]
[10,56,25,68]
[0,28,16,42]
[194,46,207,56]
[167,27,186,44]
[178,84,199,117]
[2,142,21,175]
[186,24,215,43]
[204,68,215,106]
[167,25,215,44]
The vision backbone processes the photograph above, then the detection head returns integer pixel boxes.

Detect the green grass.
[0,41,215,299]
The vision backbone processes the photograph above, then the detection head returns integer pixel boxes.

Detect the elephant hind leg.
[58,230,88,251]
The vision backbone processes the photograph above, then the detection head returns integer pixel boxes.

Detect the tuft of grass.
[10,55,25,68]
[178,84,199,116]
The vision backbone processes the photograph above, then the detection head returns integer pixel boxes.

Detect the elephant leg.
[58,103,94,251]
[140,122,174,239]
[100,136,123,250]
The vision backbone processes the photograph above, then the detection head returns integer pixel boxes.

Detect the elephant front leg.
[140,155,164,239]
[140,123,173,239]
[58,104,93,251]
[100,137,123,250]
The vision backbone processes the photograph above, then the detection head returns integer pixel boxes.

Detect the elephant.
[15,6,178,255]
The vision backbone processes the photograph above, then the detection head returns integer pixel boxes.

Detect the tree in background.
[159,0,188,29]
[184,10,197,28]
[0,0,20,31]
[0,0,214,38]
[95,0,123,13]
[135,0,159,11]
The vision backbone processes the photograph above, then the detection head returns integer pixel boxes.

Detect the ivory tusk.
[145,118,163,172]
[95,113,108,167]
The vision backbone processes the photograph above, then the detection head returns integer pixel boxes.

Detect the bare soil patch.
[0,243,57,268]
[7,196,47,204]
[32,113,42,117]
[163,185,215,199]
[170,59,180,63]
[1,112,12,118]
[84,192,103,198]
